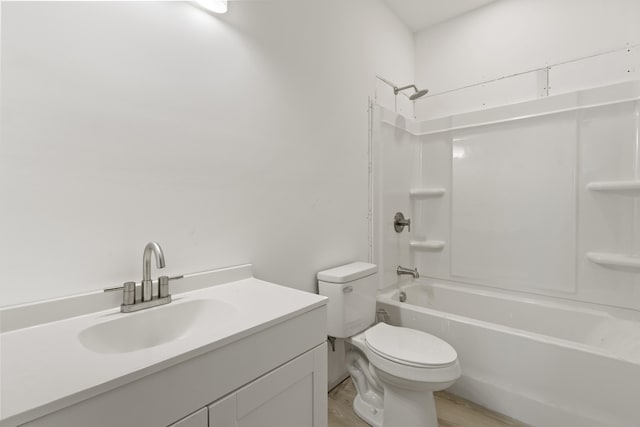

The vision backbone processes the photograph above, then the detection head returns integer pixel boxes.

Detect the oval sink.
[78,299,237,354]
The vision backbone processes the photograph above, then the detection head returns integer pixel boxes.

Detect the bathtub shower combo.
[371,81,640,427]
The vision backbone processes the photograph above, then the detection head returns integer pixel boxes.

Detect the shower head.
[393,84,429,101]
[409,89,429,100]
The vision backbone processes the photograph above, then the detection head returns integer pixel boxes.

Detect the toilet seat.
[364,323,457,368]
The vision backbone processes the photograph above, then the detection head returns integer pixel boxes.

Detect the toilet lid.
[364,323,457,368]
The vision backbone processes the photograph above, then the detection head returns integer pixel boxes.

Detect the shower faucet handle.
[394,212,411,233]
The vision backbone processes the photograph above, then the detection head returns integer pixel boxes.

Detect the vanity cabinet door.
[169,408,208,427]
[209,343,327,427]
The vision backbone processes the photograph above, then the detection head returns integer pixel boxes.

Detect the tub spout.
[397,266,419,279]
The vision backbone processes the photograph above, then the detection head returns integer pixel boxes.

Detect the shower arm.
[375,76,429,101]
[393,84,418,95]
[376,75,410,99]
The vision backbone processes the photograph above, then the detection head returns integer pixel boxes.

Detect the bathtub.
[376,279,640,427]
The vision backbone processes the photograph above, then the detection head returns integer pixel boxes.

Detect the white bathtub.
[376,279,640,427]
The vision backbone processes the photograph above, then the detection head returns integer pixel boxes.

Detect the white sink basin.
[78,299,238,354]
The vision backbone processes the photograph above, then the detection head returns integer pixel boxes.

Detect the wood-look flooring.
[328,378,528,427]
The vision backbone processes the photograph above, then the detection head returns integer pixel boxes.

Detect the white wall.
[414,0,640,118]
[0,0,414,306]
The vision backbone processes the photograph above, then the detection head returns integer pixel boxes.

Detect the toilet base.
[353,393,383,427]
[383,384,438,427]
[352,387,439,427]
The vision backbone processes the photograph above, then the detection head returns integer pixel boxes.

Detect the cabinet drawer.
[169,408,207,427]
[209,343,327,427]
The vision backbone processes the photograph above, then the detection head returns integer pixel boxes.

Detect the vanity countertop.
[0,276,326,426]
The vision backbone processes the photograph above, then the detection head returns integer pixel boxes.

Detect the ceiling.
[382,0,498,32]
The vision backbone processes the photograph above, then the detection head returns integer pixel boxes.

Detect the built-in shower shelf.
[586,252,640,271]
[586,180,640,196]
[409,188,446,198]
[409,240,445,251]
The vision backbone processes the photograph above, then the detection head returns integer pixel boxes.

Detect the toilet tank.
[317,262,378,338]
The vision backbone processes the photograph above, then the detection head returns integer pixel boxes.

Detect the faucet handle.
[158,276,170,299]
[122,282,136,306]
[394,212,411,233]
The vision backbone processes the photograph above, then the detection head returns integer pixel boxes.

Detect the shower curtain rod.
[378,43,639,102]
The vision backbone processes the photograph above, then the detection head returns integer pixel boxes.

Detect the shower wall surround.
[373,81,640,311]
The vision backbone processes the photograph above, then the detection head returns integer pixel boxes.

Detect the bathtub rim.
[380,276,640,321]
[377,278,640,366]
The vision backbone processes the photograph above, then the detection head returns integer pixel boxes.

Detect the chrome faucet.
[397,265,419,279]
[119,241,173,313]
[142,241,166,302]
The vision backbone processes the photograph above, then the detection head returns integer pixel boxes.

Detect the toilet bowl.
[317,262,460,427]
[346,323,460,427]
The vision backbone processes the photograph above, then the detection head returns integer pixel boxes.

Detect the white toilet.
[318,262,460,427]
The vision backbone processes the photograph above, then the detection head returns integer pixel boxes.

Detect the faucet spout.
[142,241,165,301]
[397,265,419,279]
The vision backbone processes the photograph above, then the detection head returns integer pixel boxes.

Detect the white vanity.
[0,265,328,427]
